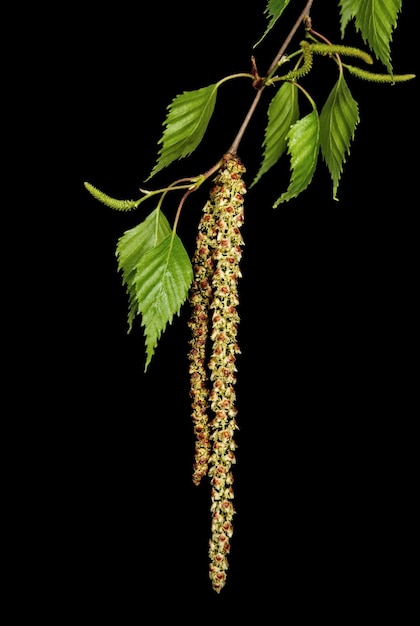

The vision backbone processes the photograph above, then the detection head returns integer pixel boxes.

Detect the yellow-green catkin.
[206,154,246,593]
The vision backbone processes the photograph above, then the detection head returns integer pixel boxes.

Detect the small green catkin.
[84,182,138,211]
[279,40,313,81]
[309,43,374,65]
[344,64,416,83]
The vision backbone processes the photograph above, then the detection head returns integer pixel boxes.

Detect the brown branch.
[227,0,314,155]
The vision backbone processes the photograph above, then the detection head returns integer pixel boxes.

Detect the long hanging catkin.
[187,187,218,486]
[188,153,246,593]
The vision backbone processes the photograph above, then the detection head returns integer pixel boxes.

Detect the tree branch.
[227,0,314,155]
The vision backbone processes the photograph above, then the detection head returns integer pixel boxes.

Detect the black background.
[18,1,418,619]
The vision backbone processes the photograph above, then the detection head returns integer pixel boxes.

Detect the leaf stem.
[217,73,255,86]
[227,0,314,155]
[305,28,343,73]
[138,179,196,202]
[173,159,223,232]
[290,80,317,110]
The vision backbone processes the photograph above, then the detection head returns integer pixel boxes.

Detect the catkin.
[188,153,246,593]
[187,192,218,485]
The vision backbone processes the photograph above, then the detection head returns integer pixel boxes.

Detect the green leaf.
[348,0,402,74]
[134,233,193,371]
[254,0,291,48]
[273,109,320,206]
[117,208,193,370]
[319,74,359,200]
[148,84,219,180]
[339,0,358,39]
[251,82,299,187]
[116,208,173,332]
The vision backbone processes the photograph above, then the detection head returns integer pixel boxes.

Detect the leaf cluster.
[84,0,415,369]
[116,209,193,371]
[138,0,414,204]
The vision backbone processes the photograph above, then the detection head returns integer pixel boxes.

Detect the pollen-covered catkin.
[206,154,246,593]
[187,196,219,486]
[187,153,246,593]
